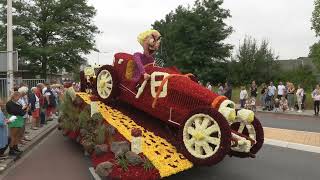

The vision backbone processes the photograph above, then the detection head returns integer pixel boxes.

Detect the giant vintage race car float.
[85,52,264,166]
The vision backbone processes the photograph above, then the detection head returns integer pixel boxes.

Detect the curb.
[89,167,101,180]
[0,121,58,174]
[235,104,314,117]
[264,138,320,154]
[256,110,314,117]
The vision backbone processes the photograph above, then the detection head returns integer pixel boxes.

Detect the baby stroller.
[245,97,256,112]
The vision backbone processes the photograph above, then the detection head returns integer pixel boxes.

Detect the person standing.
[0,99,10,159]
[312,85,320,116]
[296,84,304,113]
[266,82,277,111]
[224,82,232,100]
[17,87,31,143]
[29,87,40,129]
[239,86,248,108]
[287,83,296,111]
[37,83,46,126]
[260,83,267,110]
[250,81,258,99]
[6,92,26,156]
[217,83,224,95]
[206,82,212,91]
[277,81,286,99]
[44,85,56,121]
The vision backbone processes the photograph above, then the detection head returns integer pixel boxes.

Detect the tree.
[310,0,320,71]
[152,0,233,83]
[0,0,99,78]
[230,36,279,85]
[278,65,317,90]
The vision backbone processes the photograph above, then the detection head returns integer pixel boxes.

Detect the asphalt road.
[2,129,320,180]
[166,145,320,180]
[2,111,320,180]
[256,112,320,132]
[1,130,92,180]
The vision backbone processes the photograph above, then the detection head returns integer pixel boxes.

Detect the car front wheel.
[179,108,231,166]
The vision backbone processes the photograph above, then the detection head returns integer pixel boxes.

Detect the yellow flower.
[76,93,193,178]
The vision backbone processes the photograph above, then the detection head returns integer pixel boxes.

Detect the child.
[274,98,280,112]
[240,86,248,108]
[249,97,256,112]
[280,97,289,112]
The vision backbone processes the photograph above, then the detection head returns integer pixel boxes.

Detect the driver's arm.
[133,52,146,81]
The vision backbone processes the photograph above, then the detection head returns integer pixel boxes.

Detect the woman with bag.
[6,92,26,156]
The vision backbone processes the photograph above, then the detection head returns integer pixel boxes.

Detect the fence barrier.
[0,78,46,100]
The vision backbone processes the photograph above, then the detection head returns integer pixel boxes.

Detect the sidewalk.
[236,104,315,117]
[264,127,320,147]
[0,119,57,173]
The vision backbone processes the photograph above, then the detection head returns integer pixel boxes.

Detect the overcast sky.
[86,0,317,65]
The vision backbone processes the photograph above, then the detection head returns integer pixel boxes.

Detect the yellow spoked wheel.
[95,65,118,102]
[183,114,222,159]
[179,108,231,166]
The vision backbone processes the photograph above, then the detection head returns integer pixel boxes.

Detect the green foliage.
[60,90,80,131]
[152,0,233,83]
[79,109,90,129]
[92,112,104,124]
[312,0,320,37]
[0,0,99,78]
[229,36,279,85]
[309,41,320,71]
[95,125,106,145]
[116,155,129,171]
[142,158,155,171]
[310,0,320,72]
[277,65,317,90]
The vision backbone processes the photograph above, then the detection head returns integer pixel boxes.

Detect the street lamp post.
[7,0,14,98]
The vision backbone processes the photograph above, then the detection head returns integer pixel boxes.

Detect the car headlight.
[237,109,254,123]
[218,106,236,123]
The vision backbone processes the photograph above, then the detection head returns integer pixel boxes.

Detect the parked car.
[92,52,264,166]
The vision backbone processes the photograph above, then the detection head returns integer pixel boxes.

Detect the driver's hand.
[143,73,151,80]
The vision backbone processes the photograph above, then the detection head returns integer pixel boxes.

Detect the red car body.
[112,53,226,127]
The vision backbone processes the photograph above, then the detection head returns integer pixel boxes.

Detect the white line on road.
[264,138,320,154]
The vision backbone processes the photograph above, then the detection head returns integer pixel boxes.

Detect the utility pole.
[7,0,14,98]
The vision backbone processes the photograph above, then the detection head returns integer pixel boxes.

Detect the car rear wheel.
[179,108,231,166]
[229,116,264,157]
[95,65,118,102]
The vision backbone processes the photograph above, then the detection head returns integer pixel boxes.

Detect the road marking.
[89,167,101,180]
[264,138,320,154]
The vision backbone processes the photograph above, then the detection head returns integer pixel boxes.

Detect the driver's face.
[143,32,161,56]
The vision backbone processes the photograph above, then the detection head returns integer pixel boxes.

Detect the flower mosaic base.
[77,92,193,178]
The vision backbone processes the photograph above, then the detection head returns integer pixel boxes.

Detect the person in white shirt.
[217,83,224,95]
[296,84,304,113]
[277,81,286,99]
[206,82,212,91]
[311,85,320,116]
[266,82,277,111]
[239,86,248,108]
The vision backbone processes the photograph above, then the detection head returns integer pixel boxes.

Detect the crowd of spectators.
[0,82,65,168]
[206,81,320,115]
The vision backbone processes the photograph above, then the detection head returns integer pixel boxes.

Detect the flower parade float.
[60,30,263,179]
[59,52,264,179]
